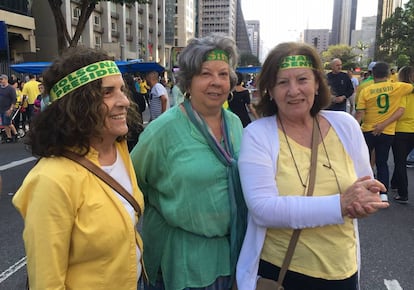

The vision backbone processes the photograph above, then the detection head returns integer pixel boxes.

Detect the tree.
[48,0,148,55]
[321,44,358,70]
[376,1,414,66]
[354,40,370,67]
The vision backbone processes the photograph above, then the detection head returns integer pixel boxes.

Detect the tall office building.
[235,0,252,56]
[173,0,195,48]
[246,20,259,58]
[197,0,237,38]
[330,0,357,45]
[304,29,330,53]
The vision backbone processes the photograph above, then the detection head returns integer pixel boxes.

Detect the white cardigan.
[236,110,372,290]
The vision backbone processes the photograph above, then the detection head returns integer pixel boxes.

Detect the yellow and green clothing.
[13,141,144,290]
[261,128,357,280]
[356,80,413,135]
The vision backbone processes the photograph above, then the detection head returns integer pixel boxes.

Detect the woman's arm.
[238,121,344,229]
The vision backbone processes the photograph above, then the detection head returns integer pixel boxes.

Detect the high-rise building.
[351,15,376,64]
[304,29,330,53]
[330,0,357,45]
[173,0,195,48]
[246,20,259,58]
[197,0,237,38]
[235,0,252,57]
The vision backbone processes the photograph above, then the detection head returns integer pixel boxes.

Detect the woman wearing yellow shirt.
[13,47,144,289]
[390,66,414,204]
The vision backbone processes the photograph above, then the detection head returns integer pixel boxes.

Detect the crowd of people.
[6,34,412,290]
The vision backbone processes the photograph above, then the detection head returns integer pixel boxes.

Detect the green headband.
[50,60,121,101]
[280,55,313,70]
[204,49,229,63]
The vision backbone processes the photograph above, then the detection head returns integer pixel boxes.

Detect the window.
[111,21,117,32]
[95,35,102,48]
[94,14,101,26]
[72,7,81,19]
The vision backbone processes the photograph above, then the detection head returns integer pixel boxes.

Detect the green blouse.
[131,106,244,290]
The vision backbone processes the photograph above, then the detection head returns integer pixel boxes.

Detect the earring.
[228,92,234,102]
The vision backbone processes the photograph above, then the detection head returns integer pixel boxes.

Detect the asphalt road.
[0,135,413,290]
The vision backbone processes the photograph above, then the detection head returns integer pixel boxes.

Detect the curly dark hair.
[256,42,331,117]
[27,46,141,157]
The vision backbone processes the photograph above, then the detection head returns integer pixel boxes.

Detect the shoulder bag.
[256,118,319,290]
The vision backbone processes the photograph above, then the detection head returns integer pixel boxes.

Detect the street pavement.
[0,132,413,290]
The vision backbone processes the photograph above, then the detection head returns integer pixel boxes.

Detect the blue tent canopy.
[10,60,165,74]
[236,66,261,74]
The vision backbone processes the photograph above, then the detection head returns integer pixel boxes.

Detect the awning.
[10,60,165,74]
[236,66,261,74]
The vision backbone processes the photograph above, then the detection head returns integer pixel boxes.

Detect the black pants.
[258,259,358,290]
[391,132,414,198]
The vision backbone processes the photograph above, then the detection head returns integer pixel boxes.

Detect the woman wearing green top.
[130,34,247,290]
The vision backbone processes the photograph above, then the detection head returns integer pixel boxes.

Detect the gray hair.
[176,33,238,94]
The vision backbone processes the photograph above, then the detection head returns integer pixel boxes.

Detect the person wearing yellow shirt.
[389,68,398,82]
[390,66,414,204]
[21,74,40,126]
[139,77,150,107]
[356,61,414,202]
[13,47,144,289]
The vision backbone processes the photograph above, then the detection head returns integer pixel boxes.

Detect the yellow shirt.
[13,142,145,290]
[357,80,413,135]
[261,127,357,280]
[395,92,414,133]
[139,80,150,94]
[389,73,398,82]
[21,79,41,104]
[355,77,374,105]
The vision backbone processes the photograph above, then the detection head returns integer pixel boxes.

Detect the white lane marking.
[0,256,27,283]
[384,279,403,290]
[0,157,37,171]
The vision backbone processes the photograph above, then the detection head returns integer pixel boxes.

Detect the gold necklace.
[278,115,343,194]
[278,115,312,189]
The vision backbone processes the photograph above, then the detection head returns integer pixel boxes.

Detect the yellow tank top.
[261,127,357,280]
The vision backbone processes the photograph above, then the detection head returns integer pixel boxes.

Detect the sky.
[240,0,386,60]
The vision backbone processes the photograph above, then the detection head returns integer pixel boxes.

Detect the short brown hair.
[256,42,331,117]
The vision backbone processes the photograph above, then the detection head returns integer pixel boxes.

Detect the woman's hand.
[340,176,389,219]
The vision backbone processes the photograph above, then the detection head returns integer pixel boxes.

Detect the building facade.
[304,29,330,54]
[197,0,237,38]
[0,0,36,74]
[3,0,256,73]
[246,20,259,58]
[330,0,357,45]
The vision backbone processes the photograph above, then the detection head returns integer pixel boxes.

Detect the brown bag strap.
[62,150,142,217]
[276,118,319,289]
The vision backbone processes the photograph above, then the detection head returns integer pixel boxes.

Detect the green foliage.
[239,53,261,66]
[321,44,358,70]
[377,1,414,67]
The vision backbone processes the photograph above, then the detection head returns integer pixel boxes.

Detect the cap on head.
[0,74,8,80]
[368,61,377,71]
